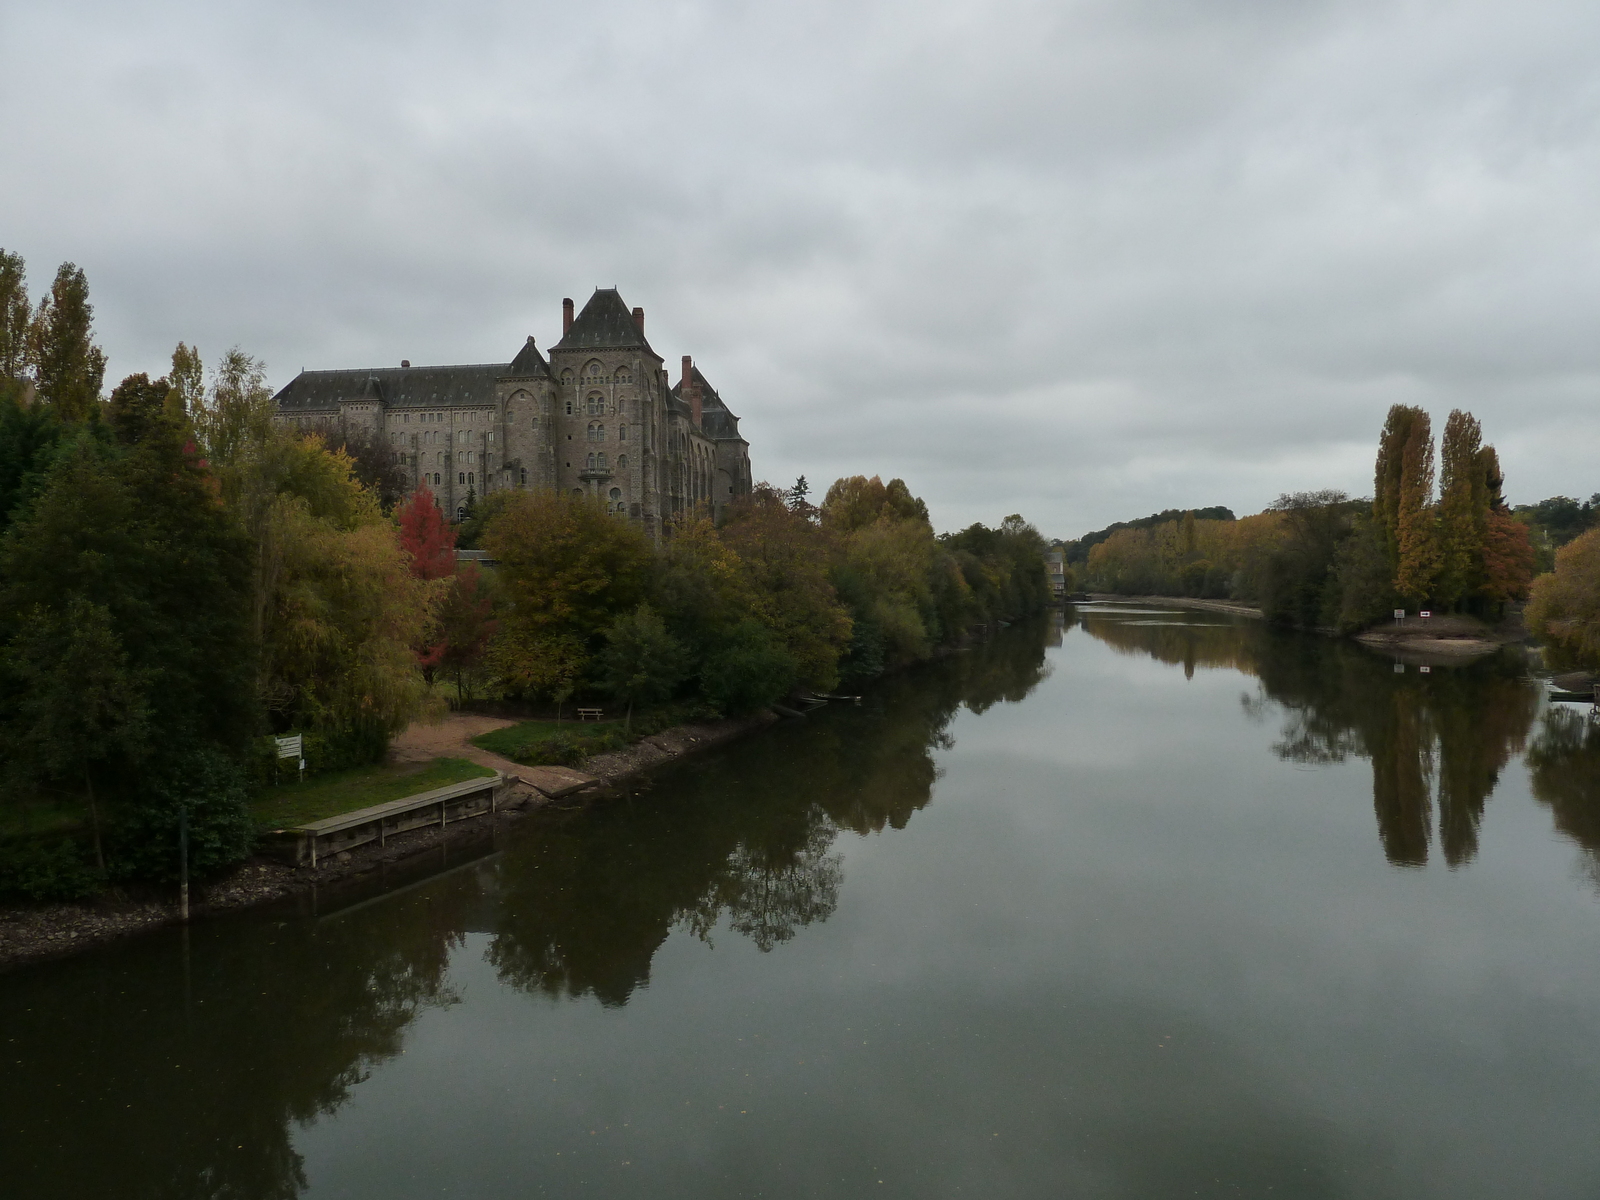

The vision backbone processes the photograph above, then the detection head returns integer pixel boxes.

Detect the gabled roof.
[507,336,550,378]
[670,365,744,441]
[271,339,549,411]
[553,288,655,353]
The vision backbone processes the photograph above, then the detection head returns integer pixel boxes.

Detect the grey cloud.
[3,0,1597,536]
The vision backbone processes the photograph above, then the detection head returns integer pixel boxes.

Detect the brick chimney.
[562,297,574,334]
[632,306,644,334]
[682,355,701,428]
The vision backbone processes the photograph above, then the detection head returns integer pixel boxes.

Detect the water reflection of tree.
[485,620,1053,1004]
[1527,707,1600,874]
[1255,640,1537,867]
[1074,611,1538,867]
[2,624,1054,1199]
[2,880,475,1200]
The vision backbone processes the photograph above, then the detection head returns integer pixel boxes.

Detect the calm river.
[8,604,1600,1199]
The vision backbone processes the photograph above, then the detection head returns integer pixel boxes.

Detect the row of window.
[560,363,634,385]
[389,429,497,446]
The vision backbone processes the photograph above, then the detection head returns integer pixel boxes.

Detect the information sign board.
[274,734,303,760]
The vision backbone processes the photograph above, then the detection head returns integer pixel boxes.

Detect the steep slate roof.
[507,336,550,378]
[671,365,744,441]
[553,288,655,353]
[273,362,509,412]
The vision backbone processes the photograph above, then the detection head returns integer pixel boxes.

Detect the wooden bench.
[576,708,604,722]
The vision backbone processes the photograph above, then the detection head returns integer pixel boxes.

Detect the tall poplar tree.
[26,263,106,422]
[169,342,204,416]
[0,249,30,384]
[1373,404,1427,574]
[1394,410,1440,604]
[1435,409,1486,609]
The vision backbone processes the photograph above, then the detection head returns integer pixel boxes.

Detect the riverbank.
[1083,593,1525,657]
[0,709,779,972]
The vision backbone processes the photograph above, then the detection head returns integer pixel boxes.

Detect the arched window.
[560,369,574,385]
[617,367,632,384]
[596,453,607,471]
[457,508,466,521]
[586,453,595,470]
[617,454,628,470]
[596,424,605,441]
[587,393,603,416]
[618,423,627,441]
[586,423,596,442]
[565,400,573,416]
[520,468,527,486]
[458,472,465,484]
[468,472,474,486]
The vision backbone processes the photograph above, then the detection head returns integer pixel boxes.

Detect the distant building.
[1044,550,1068,599]
[270,288,753,542]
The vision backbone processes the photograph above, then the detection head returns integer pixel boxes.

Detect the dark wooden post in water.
[178,804,189,922]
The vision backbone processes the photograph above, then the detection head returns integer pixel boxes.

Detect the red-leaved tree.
[398,484,456,580]
[397,485,456,680]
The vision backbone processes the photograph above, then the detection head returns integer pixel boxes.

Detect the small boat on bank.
[1547,671,1599,702]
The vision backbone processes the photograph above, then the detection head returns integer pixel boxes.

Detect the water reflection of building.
[1044,551,1067,600]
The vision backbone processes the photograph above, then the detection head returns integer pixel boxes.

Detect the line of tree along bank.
[1075,404,1540,632]
[0,251,1049,900]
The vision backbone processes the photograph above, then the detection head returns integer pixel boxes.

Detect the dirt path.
[389,713,524,776]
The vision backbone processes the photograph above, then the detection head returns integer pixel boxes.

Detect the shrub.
[109,745,256,882]
[0,838,100,903]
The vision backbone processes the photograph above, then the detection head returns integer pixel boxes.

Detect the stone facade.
[270,289,753,541]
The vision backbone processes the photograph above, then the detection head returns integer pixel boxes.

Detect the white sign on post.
[1420,610,1432,619]
[274,734,303,760]
[1394,609,1405,621]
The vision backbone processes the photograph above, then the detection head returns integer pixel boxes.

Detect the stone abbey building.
[271,288,753,541]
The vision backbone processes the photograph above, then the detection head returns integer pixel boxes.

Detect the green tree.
[0,249,30,383]
[3,599,151,872]
[169,342,204,416]
[699,618,798,715]
[483,490,652,700]
[107,372,176,448]
[1435,409,1486,609]
[1527,526,1600,668]
[0,387,67,534]
[1374,404,1426,573]
[596,604,691,729]
[26,263,106,422]
[718,485,853,692]
[0,421,257,878]
[1394,410,1439,604]
[260,471,436,763]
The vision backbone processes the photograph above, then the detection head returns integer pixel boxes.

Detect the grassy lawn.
[250,757,496,830]
[0,795,91,841]
[471,719,626,760]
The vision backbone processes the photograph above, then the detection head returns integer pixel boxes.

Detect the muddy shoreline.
[0,710,778,972]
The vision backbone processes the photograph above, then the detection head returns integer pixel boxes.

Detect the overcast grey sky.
[2,0,1596,537]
